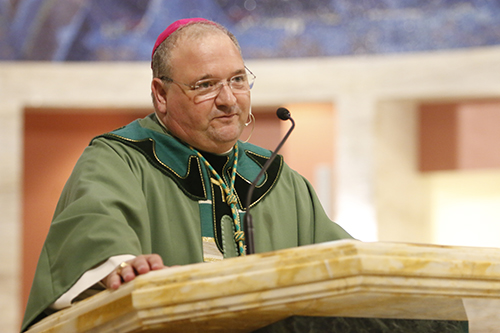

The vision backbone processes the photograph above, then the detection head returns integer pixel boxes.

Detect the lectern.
[26,240,500,332]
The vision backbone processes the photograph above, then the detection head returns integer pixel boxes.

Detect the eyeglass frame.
[159,66,256,103]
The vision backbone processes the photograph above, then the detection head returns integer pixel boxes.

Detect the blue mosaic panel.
[1,0,500,61]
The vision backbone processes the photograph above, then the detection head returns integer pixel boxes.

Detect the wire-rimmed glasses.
[160,67,256,103]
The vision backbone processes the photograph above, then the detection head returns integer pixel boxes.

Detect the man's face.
[156,32,251,154]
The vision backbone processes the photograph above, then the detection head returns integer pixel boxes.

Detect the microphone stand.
[244,107,295,255]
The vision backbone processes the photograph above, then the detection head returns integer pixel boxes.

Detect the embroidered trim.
[96,133,207,200]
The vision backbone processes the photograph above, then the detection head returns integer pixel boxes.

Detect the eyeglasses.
[160,67,256,103]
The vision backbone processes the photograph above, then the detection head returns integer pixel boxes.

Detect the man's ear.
[151,78,168,115]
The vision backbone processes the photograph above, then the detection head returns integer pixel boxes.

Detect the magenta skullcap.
[151,18,216,61]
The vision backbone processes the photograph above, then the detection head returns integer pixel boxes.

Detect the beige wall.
[375,100,432,243]
[281,103,336,218]
[2,46,500,332]
[425,170,500,247]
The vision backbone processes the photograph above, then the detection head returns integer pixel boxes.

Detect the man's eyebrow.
[194,68,246,82]
[232,68,246,76]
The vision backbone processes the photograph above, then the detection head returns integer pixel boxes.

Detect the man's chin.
[212,123,244,139]
[211,135,243,150]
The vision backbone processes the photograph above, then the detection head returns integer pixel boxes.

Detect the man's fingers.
[147,254,165,270]
[104,254,166,290]
[119,262,136,282]
[102,270,122,290]
[108,272,122,290]
[130,256,150,275]
[129,254,165,275]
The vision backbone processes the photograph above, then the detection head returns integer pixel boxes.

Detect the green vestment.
[22,114,352,331]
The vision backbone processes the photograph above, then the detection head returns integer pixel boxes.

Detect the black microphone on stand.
[244,107,295,255]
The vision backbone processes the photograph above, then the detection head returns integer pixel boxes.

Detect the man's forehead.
[172,31,240,61]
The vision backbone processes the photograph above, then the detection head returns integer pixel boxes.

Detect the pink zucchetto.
[151,18,216,61]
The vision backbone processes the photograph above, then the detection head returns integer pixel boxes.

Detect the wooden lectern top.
[26,240,500,332]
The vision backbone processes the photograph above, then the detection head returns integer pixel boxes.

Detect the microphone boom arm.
[244,108,295,255]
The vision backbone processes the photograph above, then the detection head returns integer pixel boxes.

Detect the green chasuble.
[22,113,352,331]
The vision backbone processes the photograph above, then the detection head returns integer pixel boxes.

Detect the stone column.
[335,95,378,241]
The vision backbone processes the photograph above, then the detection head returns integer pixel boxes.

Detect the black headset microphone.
[243,107,295,255]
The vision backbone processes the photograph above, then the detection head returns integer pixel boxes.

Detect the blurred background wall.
[2,1,500,331]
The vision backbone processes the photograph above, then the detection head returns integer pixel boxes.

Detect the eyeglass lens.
[193,73,255,103]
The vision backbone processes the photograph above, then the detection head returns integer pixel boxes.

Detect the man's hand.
[102,254,165,290]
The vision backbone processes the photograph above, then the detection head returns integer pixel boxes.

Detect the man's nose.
[214,82,237,108]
